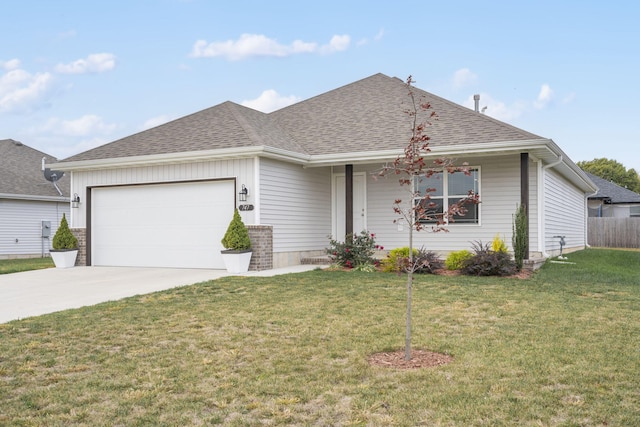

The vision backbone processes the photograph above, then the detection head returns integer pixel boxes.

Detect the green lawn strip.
[0,249,639,425]
[0,257,54,274]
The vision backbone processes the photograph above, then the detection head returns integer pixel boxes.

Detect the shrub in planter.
[445,249,473,270]
[221,209,252,274]
[50,213,78,268]
[461,241,517,277]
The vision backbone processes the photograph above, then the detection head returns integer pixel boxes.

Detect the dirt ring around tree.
[368,349,454,369]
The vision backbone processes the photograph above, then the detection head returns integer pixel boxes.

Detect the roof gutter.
[48,146,312,171]
[0,193,69,202]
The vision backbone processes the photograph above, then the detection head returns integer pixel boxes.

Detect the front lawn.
[1,248,639,425]
[0,257,53,275]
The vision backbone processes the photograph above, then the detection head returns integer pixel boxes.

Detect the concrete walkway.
[0,265,321,323]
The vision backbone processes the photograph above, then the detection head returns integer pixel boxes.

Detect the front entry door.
[333,173,366,240]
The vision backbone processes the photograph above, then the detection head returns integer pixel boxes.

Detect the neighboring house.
[50,73,597,270]
[585,171,640,218]
[0,139,70,259]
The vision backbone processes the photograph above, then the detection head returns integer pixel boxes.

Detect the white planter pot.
[50,249,78,269]
[221,250,252,274]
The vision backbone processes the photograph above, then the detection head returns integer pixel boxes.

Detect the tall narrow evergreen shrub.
[512,204,527,271]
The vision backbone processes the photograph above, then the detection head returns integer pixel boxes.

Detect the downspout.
[540,154,563,258]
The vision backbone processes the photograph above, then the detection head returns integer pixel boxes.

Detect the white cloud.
[141,114,173,130]
[190,33,349,60]
[452,68,477,89]
[241,89,301,113]
[55,53,116,74]
[0,67,53,113]
[534,83,554,109]
[319,35,350,54]
[463,93,526,121]
[41,114,117,136]
[1,58,21,70]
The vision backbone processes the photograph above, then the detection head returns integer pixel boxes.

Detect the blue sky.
[3,0,639,172]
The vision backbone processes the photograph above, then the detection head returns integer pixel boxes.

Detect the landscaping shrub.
[491,233,508,253]
[221,209,251,250]
[512,204,528,271]
[326,231,381,269]
[381,246,442,274]
[445,249,473,270]
[462,241,517,277]
[52,213,78,250]
[381,247,419,272]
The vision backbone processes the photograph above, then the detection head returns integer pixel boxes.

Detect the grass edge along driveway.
[1,248,639,426]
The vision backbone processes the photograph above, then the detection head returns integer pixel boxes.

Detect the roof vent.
[473,94,480,112]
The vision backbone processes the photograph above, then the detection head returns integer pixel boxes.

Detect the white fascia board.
[304,139,553,167]
[0,193,69,202]
[48,146,310,171]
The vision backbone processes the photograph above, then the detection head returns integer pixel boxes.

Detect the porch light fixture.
[239,185,248,202]
[71,193,81,208]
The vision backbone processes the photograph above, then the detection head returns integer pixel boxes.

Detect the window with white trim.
[630,205,640,217]
[415,168,480,224]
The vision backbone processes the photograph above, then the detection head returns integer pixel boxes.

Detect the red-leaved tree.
[376,76,479,360]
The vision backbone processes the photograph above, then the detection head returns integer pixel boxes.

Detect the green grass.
[0,257,54,274]
[1,248,639,426]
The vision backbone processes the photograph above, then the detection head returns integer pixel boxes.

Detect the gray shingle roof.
[585,172,640,204]
[270,73,542,155]
[0,139,70,198]
[60,73,544,163]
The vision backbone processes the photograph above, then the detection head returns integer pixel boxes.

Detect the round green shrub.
[380,247,419,273]
[445,249,473,270]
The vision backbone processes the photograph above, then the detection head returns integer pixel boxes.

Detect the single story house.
[585,171,640,218]
[0,139,70,259]
[50,73,597,270]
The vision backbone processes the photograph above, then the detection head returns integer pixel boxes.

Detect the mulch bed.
[368,349,454,369]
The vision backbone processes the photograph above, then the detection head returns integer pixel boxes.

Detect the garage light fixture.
[239,185,249,202]
[71,193,81,208]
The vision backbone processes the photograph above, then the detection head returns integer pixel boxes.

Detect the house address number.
[239,204,254,211]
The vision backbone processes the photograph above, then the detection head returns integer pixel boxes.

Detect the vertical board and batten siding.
[259,158,331,252]
[0,199,69,257]
[543,168,586,254]
[363,155,536,253]
[71,159,256,228]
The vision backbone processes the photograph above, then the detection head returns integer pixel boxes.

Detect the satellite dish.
[43,168,65,182]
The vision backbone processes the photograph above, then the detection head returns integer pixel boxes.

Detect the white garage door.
[92,180,235,269]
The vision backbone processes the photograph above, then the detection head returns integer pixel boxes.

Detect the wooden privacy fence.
[588,217,640,248]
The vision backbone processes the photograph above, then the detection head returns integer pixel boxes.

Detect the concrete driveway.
[0,265,319,323]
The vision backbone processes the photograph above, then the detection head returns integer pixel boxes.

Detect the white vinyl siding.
[543,169,586,254]
[364,155,534,253]
[0,199,69,258]
[70,158,256,228]
[259,158,331,252]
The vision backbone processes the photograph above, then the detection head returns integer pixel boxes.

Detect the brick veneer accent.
[247,225,272,271]
[71,228,87,266]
